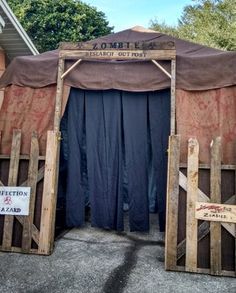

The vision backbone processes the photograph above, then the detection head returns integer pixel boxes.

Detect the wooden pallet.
[0,129,60,255]
[165,135,236,277]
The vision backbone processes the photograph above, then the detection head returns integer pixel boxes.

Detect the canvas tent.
[0,26,235,275]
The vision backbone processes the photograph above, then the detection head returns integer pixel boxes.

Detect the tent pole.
[170,59,176,135]
[54,57,65,131]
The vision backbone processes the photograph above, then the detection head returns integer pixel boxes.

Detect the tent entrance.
[58,88,170,233]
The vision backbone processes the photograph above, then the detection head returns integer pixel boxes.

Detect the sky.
[84,0,193,32]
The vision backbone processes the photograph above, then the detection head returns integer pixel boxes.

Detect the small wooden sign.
[195,202,236,224]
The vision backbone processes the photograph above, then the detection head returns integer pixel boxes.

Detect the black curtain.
[59,88,170,232]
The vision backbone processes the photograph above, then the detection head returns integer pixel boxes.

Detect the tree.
[150,0,236,51]
[7,0,113,52]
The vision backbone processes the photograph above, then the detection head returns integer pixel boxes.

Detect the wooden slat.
[210,137,222,275]
[186,138,199,272]
[0,246,38,254]
[22,132,39,252]
[174,266,236,277]
[165,135,180,270]
[180,163,236,170]
[170,59,176,135]
[2,130,21,250]
[38,131,60,255]
[0,155,45,160]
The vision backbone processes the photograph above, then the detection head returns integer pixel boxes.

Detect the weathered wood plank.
[54,57,65,131]
[60,49,176,61]
[170,59,176,135]
[2,130,21,250]
[186,138,199,272]
[180,163,236,170]
[0,246,38,254]
[0,155,45,160]
[165,135,180,270]
[174,266,235,277]
[38,131,60,255]
[210,137,222,275]
[22,132,39,252]
[59,41,176,51]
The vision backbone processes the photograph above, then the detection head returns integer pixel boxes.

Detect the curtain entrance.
[58,88,170,232]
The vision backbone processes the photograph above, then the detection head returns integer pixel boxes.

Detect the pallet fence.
[0,129,60,255]
[165,135,236,277]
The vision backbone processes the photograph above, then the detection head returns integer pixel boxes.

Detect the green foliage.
[149,19,180,37]
[150,0,236,51]
[7,0,113,52]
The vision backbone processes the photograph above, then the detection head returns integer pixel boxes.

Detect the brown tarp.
[0,27,235,91]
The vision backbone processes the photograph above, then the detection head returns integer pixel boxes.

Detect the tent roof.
[0,26,235,91]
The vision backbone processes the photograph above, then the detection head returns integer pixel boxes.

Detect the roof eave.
[0,0,39,55]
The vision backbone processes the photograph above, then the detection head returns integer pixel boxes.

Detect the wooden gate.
[165,135,236,277]
[0,129,60,255]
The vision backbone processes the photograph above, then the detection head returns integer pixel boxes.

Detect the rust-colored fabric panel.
[176,86,236,164]
[0,85,56,155]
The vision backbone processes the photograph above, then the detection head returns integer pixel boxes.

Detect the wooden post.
[22,132,39,252]
[54,57,65,131]
[186,138,199,272]
[2,130,21,250]
[38,131,60,255]
[170,59,176,135]
[165,135,180,270]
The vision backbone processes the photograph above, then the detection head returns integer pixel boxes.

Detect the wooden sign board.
[59,41,176,61]
[60,41,175,51]
[195,202,236,224]
[60,49,175,60]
